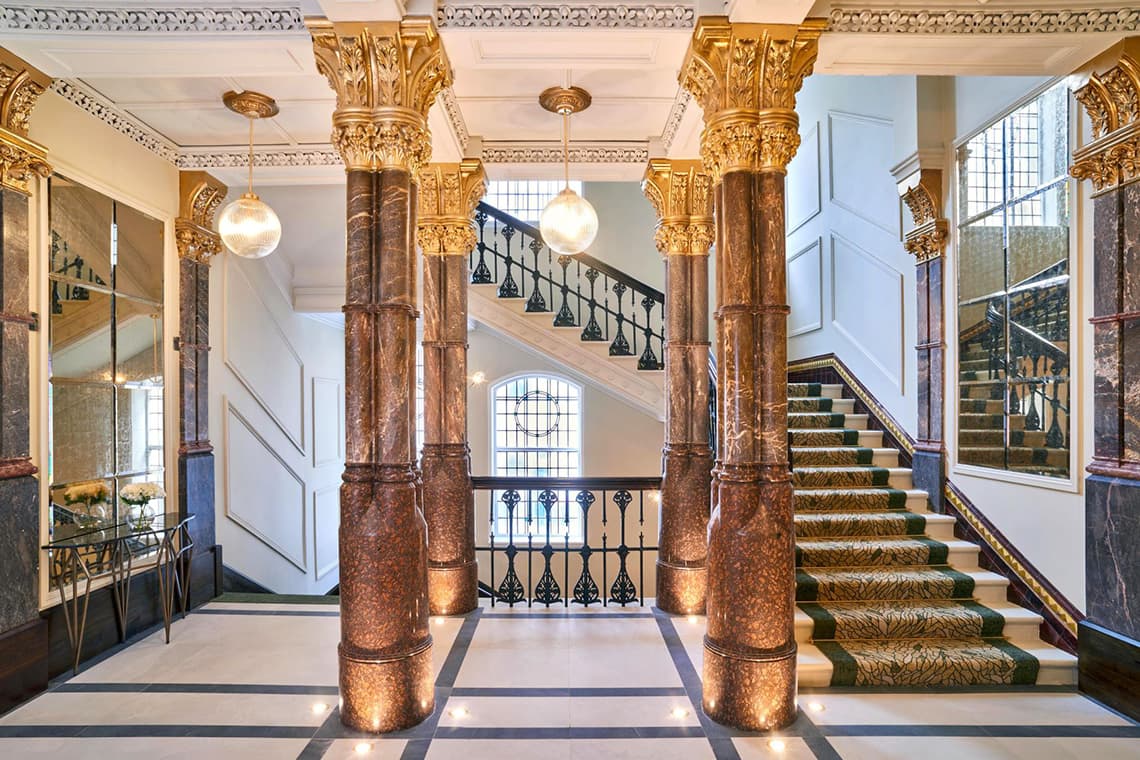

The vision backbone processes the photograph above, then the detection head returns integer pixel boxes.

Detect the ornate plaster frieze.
[0,4,305,33]
[436,2,695,29]
[482,141,649,164]
[177,146,341,169]
[826,6,1140,34]
[50,79,180,162]
[439,86,470,153]
[660,88,691,153]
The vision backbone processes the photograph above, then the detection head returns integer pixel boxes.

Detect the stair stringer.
[469,285,665,421]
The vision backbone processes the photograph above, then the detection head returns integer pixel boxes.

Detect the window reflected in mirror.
[955,84,1071,479]
[47,175,166,559]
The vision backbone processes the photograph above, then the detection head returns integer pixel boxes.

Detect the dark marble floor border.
[54,683,339,695]
[450,687,689,697]
[480,611,653,619]
[192,608,340,618]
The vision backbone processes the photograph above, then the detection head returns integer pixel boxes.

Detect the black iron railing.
[472,202,664,370]
[473,476,660,607]
[50,230,108,314]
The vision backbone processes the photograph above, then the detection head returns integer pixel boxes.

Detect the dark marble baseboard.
[1086,475,1140,640]
[911,449,945,513]
[0,618,47,715]
[179,451,215,551]
[221,563,274,595]
[1079,620,1140,721]
[0,475,39,632]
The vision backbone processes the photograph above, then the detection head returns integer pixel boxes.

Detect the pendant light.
[537,85,598,256]
[218,90,282,259]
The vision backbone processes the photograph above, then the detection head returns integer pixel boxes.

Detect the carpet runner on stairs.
[787,381,1068,687]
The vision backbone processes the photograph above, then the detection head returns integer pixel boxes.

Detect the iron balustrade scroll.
[472,202,665,371]
[473,476,660,607]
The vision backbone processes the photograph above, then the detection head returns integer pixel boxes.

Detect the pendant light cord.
[562,110,570,190]
[247,117,255,195]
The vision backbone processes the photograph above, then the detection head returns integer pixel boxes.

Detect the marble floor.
[0,598,1136,759]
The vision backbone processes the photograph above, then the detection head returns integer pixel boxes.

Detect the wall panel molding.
[828,110,898,235]
[222,258,306,454]
[788,237,823,338]
[830,232,906,391]
[312,376,343,468]
[312,484,339,582]
[787,122,821,235]
[222,400,307,572]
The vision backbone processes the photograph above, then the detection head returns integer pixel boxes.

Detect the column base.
[702,637,797,731]
[428,559,479,616]
[339,638,434,733]
[655,560,706,615]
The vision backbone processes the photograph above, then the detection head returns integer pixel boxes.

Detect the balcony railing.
[472,476,661,608]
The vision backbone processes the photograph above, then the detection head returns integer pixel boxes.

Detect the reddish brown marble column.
[417,160,485,616]
[643,159,714,615]
[310,17,451,733]
[1071,40,1140,720]
[899,170,948,511]
[680,17,822,731]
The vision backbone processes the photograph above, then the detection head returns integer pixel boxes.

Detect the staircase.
[787,382,1075,686]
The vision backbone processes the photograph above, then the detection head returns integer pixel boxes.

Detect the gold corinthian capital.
[679,17,824,179]
[0,48,51,195]
[1070,38,1140,193]
[417,159,486,255]
[176,171,227,264]
[308,17,452,174]
[642,158,714,255]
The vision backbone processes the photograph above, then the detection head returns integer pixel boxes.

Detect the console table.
[44,512,195,672]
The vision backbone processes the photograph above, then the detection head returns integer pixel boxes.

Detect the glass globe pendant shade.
[219,192,281,259]
[539,187,598,256]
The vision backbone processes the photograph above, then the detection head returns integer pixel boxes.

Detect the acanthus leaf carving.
[417,159,486,254]
[642,158,713,255]
[0,51,50,195]
[1071,44,1140,192]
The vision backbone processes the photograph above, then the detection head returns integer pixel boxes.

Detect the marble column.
[0,49,50,671]
[310,17,451,733]
[1070,39,1140,719]
[175,172,226,562]
[642,159,714,615]
[417,160,485,616]
[899,169,948,511]
[680,17,822,731]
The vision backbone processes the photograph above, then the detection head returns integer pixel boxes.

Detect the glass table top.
[44,512,194,550]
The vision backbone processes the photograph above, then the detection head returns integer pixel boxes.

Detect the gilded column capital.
[899,168,948,263]
[1070,38,1140,193]
[679,16,824,179]
[0,49,50,195]
[416,158,485,255]
[308,16,452,174]
[642,158,714,255]
[176,171,227,264]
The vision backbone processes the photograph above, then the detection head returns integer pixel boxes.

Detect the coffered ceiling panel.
[459,96,674,142]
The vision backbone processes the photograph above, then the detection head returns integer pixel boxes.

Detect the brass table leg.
[55,548,93,673]
[108,541,134,642]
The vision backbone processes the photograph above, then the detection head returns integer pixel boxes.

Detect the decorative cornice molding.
[482,141,649,164]
[660,88,691,153]
[827,6,1140,34]
[49,79,180,162]
[178,146,341,169]
[436,2,695,29]
[439,86,469,153]
[0,4,305,33]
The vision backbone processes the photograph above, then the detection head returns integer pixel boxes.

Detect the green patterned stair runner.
[789,383,1042,687]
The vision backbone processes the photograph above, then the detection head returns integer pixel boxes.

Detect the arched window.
[491,373,582,539]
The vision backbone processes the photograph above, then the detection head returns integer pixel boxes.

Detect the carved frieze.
[1071,39,1140,192]
[417,159,486,255]
[176,171,226,264]
[642,158,713,255]
[0,49,50,194]
[679,17,824,179]
[308,17,452,174]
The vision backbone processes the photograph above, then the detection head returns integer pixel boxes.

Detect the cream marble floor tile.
[0,691,331,726]
[438,696,570,727]
[565,618,681,688]
[804,692,1132,726]
[671,614,706,675]
[322,738,407,759]
[733,736,817,760]
[568,696,699,727]
[426,738,573,759]
[453,618,571,688]
[68,613,339,686]
[990,737,1140,759]
[569,738,714,759]
[0,737,308,759]
[428,615,465,677]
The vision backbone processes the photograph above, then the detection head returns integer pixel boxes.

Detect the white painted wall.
[582,182,663,290]
[785,74,920,435]
[944,76,1090,610]
[210,252,346,594]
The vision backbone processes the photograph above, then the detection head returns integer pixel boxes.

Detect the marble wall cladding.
[0,191,30,464]
[179,451,215,550]
[911,450,944,513]
[1093,191,1124,462]
[0,475,39,631]
[1087,475,1140,640]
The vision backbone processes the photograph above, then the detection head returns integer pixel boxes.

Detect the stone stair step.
[789,429,883,448]
[787,382,845,399]
[794,510,927,538]
[793,487,926,513]
[793,466,912,490]
[960,398,1005,414]
[960,446,1070,467]
[796,600,1038,642]
[795,537,978,569]
[792,446,898,467]
[813,637,1044,686]
[796,566,1009,603]
[788,412,869,430]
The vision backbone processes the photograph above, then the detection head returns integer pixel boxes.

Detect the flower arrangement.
[120,482,165,530]
[62,481,110,528]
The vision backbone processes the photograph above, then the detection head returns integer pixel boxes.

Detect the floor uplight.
[310,702,328,716]
[671,707,689,719]
[768,738,786,753]
[354,742,372,755]
[449,706,469,718]
[687,615,699,624]
[807,700,825,713]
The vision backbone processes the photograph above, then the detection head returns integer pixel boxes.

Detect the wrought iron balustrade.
[472,476,660,607]
[471,202,665,371]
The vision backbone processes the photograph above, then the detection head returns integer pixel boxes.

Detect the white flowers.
[63,482,109,505]
[119,482,166,505]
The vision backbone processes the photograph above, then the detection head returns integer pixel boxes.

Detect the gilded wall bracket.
[1071,39,1140,194]
[0,49,51,195]
[176,172,227,264]
[898,168,948,263]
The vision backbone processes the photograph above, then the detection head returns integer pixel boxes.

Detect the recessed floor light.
[310,702,328,715]
[687,615,699,624]
[807,700,825,713]
[768,738,787,753]
[354,742,372,755]
[449,706,469,718]
[671,707,690,719]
